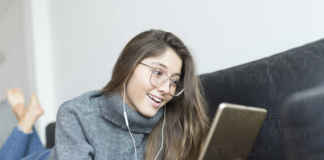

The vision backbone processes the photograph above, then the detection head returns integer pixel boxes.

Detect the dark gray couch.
[200,39,324,160]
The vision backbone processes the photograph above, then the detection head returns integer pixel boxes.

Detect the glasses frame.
[139,62,184,97]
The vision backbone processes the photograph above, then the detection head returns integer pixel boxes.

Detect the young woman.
[0,29,209,160]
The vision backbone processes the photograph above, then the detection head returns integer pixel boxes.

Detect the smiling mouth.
[147,93,163,107]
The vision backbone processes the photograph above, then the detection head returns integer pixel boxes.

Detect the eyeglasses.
[140,63,184,96]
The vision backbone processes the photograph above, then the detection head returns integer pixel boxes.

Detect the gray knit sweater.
[48,91,164,160]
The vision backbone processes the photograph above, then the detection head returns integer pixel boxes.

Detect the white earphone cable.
[123,83,166,160]
[123,85,138,160]
[153,107,166,160]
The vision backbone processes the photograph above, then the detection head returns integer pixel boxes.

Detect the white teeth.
[148,94,162,103]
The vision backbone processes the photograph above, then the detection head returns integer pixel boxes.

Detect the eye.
[151,68,164,76]
[170,80,177,86]
[170,78,180,86]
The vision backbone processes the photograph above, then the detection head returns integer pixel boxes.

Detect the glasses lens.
[150,68,165,86]
[150,69,184,96]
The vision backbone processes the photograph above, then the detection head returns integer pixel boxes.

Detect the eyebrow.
[151,62,181,76]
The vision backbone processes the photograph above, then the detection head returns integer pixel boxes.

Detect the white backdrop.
[48,0,324,105]
[0,0,32,100]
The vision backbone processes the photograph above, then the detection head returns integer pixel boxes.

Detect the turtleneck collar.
[95,92,164,134]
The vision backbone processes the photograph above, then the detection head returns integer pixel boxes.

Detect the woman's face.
[125,47,183,117]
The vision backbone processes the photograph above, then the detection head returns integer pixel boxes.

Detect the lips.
[147,93,164,108]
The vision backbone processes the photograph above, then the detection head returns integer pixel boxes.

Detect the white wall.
[26,0,57,143]
[0,0,31,100]
[48,0,324,105]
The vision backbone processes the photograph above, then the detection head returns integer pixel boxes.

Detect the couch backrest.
[200,39,324,160]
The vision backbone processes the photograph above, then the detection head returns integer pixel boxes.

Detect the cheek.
[127,71,153,104]
[128,79,145,99]
[132,73,152,92]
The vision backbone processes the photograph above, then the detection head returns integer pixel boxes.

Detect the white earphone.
[123,83,165,160]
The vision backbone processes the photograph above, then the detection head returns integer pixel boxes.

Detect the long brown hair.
[102,29,209,160]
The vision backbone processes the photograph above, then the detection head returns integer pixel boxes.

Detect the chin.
[139,108,158,118]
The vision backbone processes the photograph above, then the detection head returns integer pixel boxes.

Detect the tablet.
[198,103,267,160]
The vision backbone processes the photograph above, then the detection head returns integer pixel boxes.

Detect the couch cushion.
[281,85,324,160]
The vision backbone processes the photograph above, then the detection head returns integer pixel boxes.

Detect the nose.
[157,79,171,94]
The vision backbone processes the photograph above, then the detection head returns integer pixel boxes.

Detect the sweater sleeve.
[49,101,94,160]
